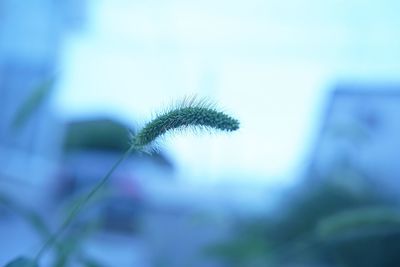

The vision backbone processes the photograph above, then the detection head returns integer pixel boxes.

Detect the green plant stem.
[34,145,135,263]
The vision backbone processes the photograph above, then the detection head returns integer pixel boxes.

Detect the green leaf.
[11,78,55,131]
[4,257,38,267]
[79,257,107,267]
[0,192,50,239]
[317,207,400,240]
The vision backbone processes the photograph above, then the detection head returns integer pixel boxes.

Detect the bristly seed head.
[131,98,240,150]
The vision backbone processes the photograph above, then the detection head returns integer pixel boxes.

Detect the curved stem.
[34,145,135,263]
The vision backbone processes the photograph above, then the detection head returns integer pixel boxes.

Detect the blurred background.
[1,0,400,266]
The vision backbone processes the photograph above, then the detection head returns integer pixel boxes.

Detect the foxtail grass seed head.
[131,98,239,150]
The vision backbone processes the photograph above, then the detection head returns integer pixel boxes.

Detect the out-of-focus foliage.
[0,193,51,239]
[63,119,133,153]
[317,207,400,239]
[205,174,400,267]
[317,206,400,267]
[50,221,102,267]
[11,79,55,131]
[4,257,38,267]
[62,118,173,168]
[77,257,108,267]
[0,191,105,267]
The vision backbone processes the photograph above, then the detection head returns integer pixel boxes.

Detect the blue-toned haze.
[54,0,400,185]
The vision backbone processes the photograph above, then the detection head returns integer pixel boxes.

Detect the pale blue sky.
[54,0,400,185]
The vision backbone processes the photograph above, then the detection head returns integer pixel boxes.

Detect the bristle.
[131,98,239,151]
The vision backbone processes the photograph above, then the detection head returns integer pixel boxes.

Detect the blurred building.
[308,85,400,197]
[0,2,90,264]
[0,0,87,187]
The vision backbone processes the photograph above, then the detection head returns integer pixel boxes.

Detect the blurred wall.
[0,0,86,185]
[308,87,400,197]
